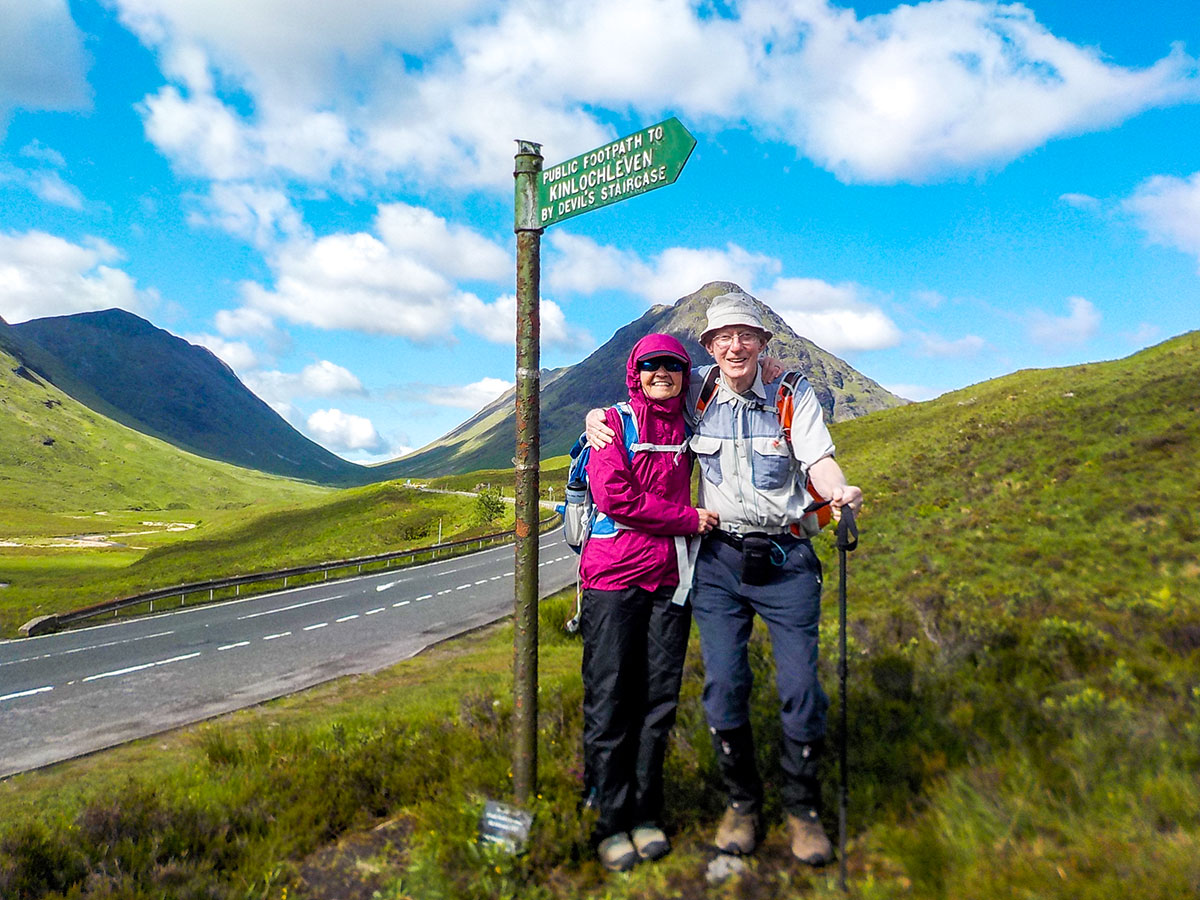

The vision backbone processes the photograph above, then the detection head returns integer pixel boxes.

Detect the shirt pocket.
[689,435,723,487]
[750,435,793,490]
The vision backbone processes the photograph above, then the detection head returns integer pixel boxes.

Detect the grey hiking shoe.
[596,833,638,872]
[714,805,759,855]
[787,810,833,866]
[631,824,670,860]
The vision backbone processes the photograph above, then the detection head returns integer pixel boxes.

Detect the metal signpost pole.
[507,120,692,809]
[512,139,543,805]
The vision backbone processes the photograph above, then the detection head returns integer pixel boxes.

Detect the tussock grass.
[2,334,1199,897]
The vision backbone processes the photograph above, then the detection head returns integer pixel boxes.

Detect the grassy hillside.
[0,349,503,636]
[0,346,332,535]
[2,333,1198,898]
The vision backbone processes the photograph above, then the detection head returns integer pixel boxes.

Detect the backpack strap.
[772,371,834,534]
[693,365,721,421]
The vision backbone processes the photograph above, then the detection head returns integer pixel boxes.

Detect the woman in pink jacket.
[579,332,719,871]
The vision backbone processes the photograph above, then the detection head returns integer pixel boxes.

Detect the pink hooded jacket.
[579,333,699,591]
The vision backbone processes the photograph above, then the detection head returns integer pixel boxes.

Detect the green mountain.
[0,341,328,539]
[1,310,371,486]
[382,281,906,477]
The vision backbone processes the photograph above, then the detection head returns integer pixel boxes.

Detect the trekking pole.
[836,505,858,894]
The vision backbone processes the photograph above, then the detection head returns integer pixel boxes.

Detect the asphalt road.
[0,532,578,779]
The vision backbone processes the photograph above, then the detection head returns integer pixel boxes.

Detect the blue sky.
[2,0,1198,462]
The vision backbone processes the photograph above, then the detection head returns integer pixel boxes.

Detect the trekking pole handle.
[836,504,858,552]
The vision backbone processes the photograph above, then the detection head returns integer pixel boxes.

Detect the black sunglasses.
[637,356,686,373]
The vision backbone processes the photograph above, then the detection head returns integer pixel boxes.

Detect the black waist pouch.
[740,533,775,586]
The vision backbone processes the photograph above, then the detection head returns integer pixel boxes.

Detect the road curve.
[0,533,578,778]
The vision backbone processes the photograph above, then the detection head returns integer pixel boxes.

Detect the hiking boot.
[714,805,759,855]
[596,833,638,872]
[631,824,671,860]
[787,810,833,866]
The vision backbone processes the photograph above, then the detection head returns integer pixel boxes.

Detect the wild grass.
[1,334,1198,897]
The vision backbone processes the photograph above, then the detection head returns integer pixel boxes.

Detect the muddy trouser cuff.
[709,724,764,816]
[780,735,825,817]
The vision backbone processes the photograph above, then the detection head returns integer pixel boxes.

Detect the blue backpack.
[558,402,639,553]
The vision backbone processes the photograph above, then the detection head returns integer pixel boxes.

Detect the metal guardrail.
[19,514,562,637]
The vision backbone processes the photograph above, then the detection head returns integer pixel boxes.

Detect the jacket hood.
[625,333,691,416]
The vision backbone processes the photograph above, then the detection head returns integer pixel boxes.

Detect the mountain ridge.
[380,281,906,477]
[1,310,371,486]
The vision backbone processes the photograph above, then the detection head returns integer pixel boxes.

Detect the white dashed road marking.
[0,686,54,702]
[82,652,201,683]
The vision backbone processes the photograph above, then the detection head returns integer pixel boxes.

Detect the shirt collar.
[716,367,767,402]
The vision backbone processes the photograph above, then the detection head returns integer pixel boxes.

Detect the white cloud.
[1126,323,1162,347]
[547,234,780,303]
[1028,296,1101,346]
[1060,192,1101,211]
[305,407,384,452]
[0,164,84,209]
[1125,171,1200,267]
[751,1,1200,183]
[298,360,365,395]
[112,0,492,107]
[32,171,84,209]
[425,377,514,410]
[242,361,365,407]
[192,183,307,248]
[215,306,276,338]
[375,203,510,282]
[187,334,259,371]
[549,235,900,352]
[0,0,91,126]
[915,331,987,357]
[20,140,67,167]
[455,292,593,350]
[884,383,942,402]
[758,278,903,352]
[241,232,459,338]
[235,204,513,339]
[0,231,154,323]
[119,0,1200,196]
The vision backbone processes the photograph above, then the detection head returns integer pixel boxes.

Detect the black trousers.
[581,584,691,841]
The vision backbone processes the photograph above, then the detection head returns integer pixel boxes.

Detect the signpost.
[536,117,696,228]
[510,118,695,808]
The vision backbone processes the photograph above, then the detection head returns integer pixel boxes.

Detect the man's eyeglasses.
[710,330,764,349]
[637,356,686,373]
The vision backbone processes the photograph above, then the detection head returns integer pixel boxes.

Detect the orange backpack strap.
[694,365,721,418]
[776,371,833,533]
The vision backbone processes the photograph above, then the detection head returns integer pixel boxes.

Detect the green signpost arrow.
[536,117,696,228]
[508,119,694,811]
